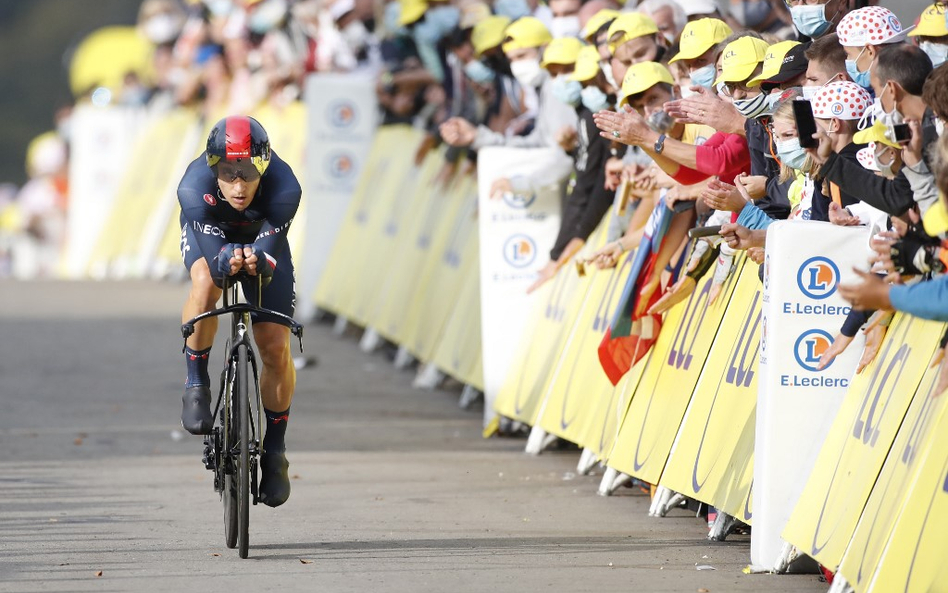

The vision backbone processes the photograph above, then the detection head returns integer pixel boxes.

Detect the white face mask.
[873,144,897,177]
[510,58,545,88]
[936,118,946,137]
[600,60,618,90]
[143,13,182,44]
[801,85,819,101]
[549,15,581,38]
[247,0,287,34]
[920,41,948,68]
[342,20,370,52]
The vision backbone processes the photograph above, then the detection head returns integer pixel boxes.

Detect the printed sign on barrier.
[606,256,744,485]
[660,263,762,523]
[753,221,869,571]
[836,354,946,592]
[479,147,564,427]
[782,314,943,570]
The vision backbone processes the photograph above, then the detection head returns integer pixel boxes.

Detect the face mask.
[494,0,530,20]
[464,60,496,84]
[144,14,181,44]
[878,86,905,128]
[647,110,675,133]
[801,85,819,101]
[936,118,946,137]
[873,145,896,177]
[764,92,781,114]
[845,47,872,90]
[600,60,619,90]
[690,64,716,90]
[791,3,833,38]
[920,41,948,69]
[247,0,287,34]
[733,92,769,119]
[550,15,581,38]
[775,136,808,170]
[342,21,370,52]
[551,75,582,106]
[733,0,771,28]
[510,58,545,88]
[581,85,611,112]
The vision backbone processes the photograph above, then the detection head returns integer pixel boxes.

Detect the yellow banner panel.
[659,263,762,523]
[864,399,948,593]
[782,314,943,569]
[314,125,420,317]
[606,257,745,485]
[836,350,947,592]
[431,260,484,389]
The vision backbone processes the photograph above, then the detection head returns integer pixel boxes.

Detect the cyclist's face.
[216,160,261,211]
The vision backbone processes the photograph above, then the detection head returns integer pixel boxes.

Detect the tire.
[223,341,237,548]
[237,343,251,559]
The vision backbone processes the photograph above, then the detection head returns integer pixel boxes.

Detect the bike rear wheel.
[237,343,251,559]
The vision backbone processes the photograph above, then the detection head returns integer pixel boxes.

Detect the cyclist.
[177,115,301,508]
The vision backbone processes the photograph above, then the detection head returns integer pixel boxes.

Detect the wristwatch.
[654,133,667,154]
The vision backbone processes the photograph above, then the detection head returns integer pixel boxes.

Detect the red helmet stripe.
[224,116,252,159]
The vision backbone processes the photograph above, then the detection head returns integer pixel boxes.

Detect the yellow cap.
[472,15,511,56]
[399,0,427,25]
[581,9,621,41]
[747,40,800,87]
[852,120,901,149]
[502,16,553,53]
[668,18,732,63]
[572,45,602,81]
[618,61,674,106]
[540,37,584,67]
[923,195,948,236]
[908,3,948,37]
[606,13,659,54]
[714,36,768,85]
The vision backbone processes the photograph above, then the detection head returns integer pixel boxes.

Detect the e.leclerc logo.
[781,329,848,388]
[797,256,840,299]
[501,176,537,209]
[327,100,357,129]
[326,152,355,179]
[503,234,536,268]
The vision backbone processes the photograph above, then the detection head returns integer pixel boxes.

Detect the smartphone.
[688,225,723,239]
[892,123,912,145]
[792,100,818,149]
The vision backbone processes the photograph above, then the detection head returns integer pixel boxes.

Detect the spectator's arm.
[889,277,948,322]
[818,152,914,216]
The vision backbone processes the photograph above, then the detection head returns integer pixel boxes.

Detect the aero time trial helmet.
[205,115,271,177]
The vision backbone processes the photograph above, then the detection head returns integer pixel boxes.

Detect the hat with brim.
[606,13,659,54]
[853,119,901,148]
[811,80,872,120]
[668,18,732,63]
[540,36,584,68]
[837,6,912,46]
[501,16,552,53]
[748,41,807,88]
[618,61,674,106]
[581,9,621,42]
[472,15,511,57]
[714,36,768,86]
[908,3,948,37]
[399,0,427,25]
[572,45,602,82]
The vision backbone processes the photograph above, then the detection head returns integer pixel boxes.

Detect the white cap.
[676,0,717,17]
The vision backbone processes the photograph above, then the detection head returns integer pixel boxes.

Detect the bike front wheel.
[237,343,251,559]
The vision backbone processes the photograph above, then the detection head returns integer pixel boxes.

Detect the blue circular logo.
[327,100,358,129]
[501,176,536,209]
[797,256,840,300]
[326,152,355,179]
[793,329,835,372]
[502,234,536,268]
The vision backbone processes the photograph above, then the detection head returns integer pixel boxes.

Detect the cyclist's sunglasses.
[216,160,261,182]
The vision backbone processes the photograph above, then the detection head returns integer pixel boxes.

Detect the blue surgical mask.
[580,85,611,112]
[690,64,716,90]
[920,41,948,68]
[790,3,832,38]
[845,47,872,90]
[733,0,771,28]
[464,59,496,84]
[552,75,582,106]
[493,0,530,20]
[775,137,808,170]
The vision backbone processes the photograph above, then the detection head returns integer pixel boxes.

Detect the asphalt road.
[0,280,827,592]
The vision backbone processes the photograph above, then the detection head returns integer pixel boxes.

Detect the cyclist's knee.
[255,324,290,369]
[189,259,221,307]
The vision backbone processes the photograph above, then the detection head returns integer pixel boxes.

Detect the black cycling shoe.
[258,451,290,507]
[181,386,213,435]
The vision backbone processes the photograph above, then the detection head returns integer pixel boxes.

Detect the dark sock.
[263,407,289,454]
[184,346,211,388]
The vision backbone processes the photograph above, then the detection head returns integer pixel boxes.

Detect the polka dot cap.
[810,81,872,120]
[857,144,880,172]
[837,6,910,47]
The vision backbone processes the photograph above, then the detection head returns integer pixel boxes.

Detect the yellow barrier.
[606,256,746,485]
[430,257,484,390]
[659,263,762,523]
[782,314,944,569]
